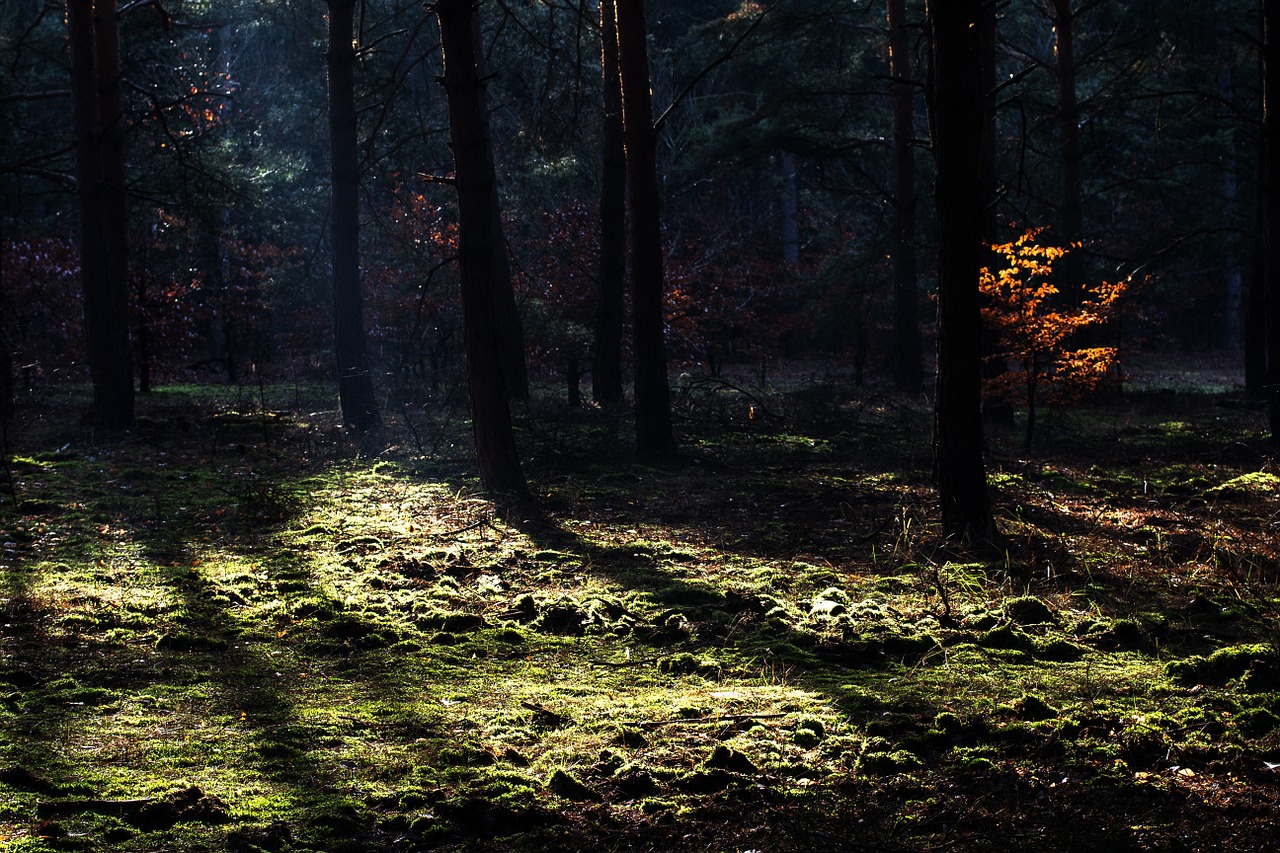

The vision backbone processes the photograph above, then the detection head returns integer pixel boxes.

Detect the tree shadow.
[0,412,459,846]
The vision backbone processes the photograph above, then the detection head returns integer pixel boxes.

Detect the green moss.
[1235,707,1280,737]
[1032,636,1082,662]
[1003,596,1056,626]
[933,712,964,736]
[977,623,1033,652]
[859,748,923,775]
[1207,471,1280,497]
[548,769,600,802]
[1165,643,1274,686]
[1,382,1275,850]
[657,653,719,677]
[1010,695,1058,722]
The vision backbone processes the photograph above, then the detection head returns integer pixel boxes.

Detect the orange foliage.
[980,228,1127,441]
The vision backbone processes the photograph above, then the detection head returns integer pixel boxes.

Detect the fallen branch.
[37,797,155,819]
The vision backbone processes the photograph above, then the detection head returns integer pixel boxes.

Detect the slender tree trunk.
[1247,135,1268,395]
[1265,0,1280,441]
[1221,37,1243,349]
[928,0,997,544]
[1025,361,1038,447]
[979,0,1014,425]
[436,0,526,494]
[327,0,380,431]
[593,0,626,407]
[69,0,134,430]
[614,0,676,457]
[888,0,922,392]
[1050,0,1085,298]
[133,263,151,394]
[779,151,800,267]
[1248,31,1268,397]
[0,221,11,421]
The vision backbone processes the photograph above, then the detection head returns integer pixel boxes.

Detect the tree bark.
[928,0,997,544]
[441,4,527,403]
[68,0,134,430]
[327,0,380,431]
[614,0,676,457]
[593,0,626,408]
[888,0,922,392]
[436,0,526,494]
[1265,0,1280,441]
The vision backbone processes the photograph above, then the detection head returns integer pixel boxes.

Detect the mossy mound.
[1165,643,1276,687]
[1002,596,1056,626]
[1079,617,1148,652]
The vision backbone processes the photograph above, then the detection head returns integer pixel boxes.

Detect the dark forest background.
[0,0,1263,416]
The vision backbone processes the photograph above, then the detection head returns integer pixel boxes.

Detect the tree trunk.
[928,0,997,544]
[436,0,526,494]
[442,4,527,403]
[327,0,380,431]
[1247,136,1268,395]
[0,222,11,422]
[888,0,922,392]
[780,151,800,267]
[1265,0,1280,441]
[69,0,134,430]
[614,0,676,457]
[1221,37,1243,349]
[593,0,626,408]
[979,0,1014,425]
[133,267,151,394]
[1050,0,1085,298]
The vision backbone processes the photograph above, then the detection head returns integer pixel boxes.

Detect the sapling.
[979,228,1128,445]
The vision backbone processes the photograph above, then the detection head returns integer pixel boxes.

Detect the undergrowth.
[1,375,1278,852]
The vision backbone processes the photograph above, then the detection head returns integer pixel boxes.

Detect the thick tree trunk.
[593,0,626,408]
[928,0,996,544]
[436,0,526,494]
[614,0,676,457]
[442,5,527,403]
[888,0,922,392]
[327,0,380,431]
[1051,0,1085,298]
[1265,0,1280,441]
[69,0,134,430]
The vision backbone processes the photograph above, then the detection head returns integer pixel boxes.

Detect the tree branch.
[0,90,71,104]
[655,9,768,134]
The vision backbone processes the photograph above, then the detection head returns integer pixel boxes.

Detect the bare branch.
[0,90,71,105]
[655,9,768,134]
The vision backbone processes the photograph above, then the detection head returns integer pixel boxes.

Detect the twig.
[431,515,492,540]
[628,712,788,729]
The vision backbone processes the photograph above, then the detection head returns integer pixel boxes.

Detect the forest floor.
[1,358,1279,852]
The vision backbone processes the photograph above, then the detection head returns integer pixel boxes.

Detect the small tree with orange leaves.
[980,228,1127,446]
